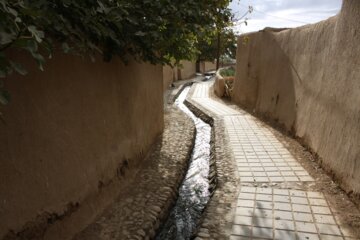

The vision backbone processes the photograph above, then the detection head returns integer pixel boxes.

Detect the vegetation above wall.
[0,0,233,70]
[196,28,237,63]
[195,3,252,68]
[0,0,232,107]
[220,66,235,77]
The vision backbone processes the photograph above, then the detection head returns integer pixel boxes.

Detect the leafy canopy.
[0,0,233,74]
[196,2,254,65]
[0,0,233,110]
[196,27,237,62]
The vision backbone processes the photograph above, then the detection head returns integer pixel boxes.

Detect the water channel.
[156,86,212,240]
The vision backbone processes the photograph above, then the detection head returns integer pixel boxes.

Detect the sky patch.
[230,0,342,33]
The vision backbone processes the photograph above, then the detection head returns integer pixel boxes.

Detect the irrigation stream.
[156,86,212,240]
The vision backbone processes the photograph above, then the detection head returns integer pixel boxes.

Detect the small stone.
[137,229,146,237]
[150,206,162,213]
[198,232,210,238]
[133,235,142,240]
[199,228,209,233]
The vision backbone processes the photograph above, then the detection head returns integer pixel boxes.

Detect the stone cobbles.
[73,106,196,240]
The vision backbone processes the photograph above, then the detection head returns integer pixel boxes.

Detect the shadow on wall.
[0,50,163,239]
[233,29,297,131]
[233,0,360,194]
[163,65,178,92]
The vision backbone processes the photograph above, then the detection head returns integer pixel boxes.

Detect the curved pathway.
[187,81,357,240]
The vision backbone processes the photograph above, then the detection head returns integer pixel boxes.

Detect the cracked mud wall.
[0,51,163,239]
[233,0,360,193]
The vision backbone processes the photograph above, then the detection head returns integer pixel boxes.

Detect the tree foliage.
[196,3,253,65]
[0,0,233,71]
[0,0,232,109]
[196,28,237,62]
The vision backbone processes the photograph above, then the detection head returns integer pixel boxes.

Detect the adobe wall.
[163,65,178,91]
[178,61,196,80]
[0,51,163,238]
[204,61,216,72]
[214,70,225,98]
[199,61,216,73]
[233,0,360,193]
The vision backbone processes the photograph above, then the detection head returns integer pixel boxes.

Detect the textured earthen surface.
[204,61,216,72]
[233,0,360,194]
[72,106,195,240]
[214,71,225,98]
[199,61,217,73]
[0,51,163,239]
[178,61,196,80]
[162,65,178,92]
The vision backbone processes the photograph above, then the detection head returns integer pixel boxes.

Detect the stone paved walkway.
[189,82,356,240]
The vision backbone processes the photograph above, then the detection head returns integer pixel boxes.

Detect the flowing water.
[156,86,212,240]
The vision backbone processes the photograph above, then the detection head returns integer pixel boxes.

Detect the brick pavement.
[190,82,356,240]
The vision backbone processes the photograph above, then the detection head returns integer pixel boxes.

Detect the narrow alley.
[1,1,359,240]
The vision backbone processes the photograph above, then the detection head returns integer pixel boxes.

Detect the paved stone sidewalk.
[225,115,314,184]
[188,82,357,240]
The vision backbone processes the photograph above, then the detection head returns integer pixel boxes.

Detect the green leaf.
[0,32,16,45]
[41,40,53,58]
[0,90,10,105]
[62,42,70,53]
[13,38,29,48]
[135,31,146,36]
[10,61,27,75]
[16,39,42,68]
[27,25,44,43]
[7,7,18,17]
[31,52,45,71]
[0,70,6,78]
[25,39,38,53]
[0,0,235,69]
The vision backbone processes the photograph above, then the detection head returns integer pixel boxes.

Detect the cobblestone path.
[188,82,357,240]
[72,106,196,240]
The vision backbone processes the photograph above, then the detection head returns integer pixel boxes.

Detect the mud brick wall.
[0,51,163,239]
[233,0,360,194]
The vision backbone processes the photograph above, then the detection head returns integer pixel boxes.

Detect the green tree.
[196,3,253,69]
[0,0,233,109]
[0,0,233,70]
[196,28,237,63]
